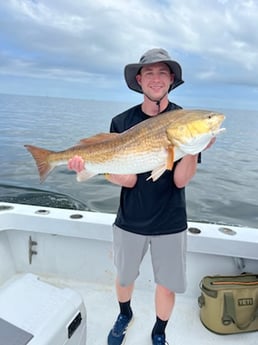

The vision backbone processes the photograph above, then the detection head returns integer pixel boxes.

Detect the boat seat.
[0,273,86,345]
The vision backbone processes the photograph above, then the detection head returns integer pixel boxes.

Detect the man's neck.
[141,97,169,116]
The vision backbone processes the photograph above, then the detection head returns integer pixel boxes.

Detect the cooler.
[0,273,86,345]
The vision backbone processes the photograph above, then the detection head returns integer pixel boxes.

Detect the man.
[68,48,215,345]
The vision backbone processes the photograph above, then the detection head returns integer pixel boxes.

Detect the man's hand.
[204,137,216,151]
[67,155,137,188]
[68,155,85,173]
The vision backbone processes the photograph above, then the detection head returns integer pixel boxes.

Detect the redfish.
[25,109,225,183]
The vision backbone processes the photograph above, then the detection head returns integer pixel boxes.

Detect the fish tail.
[24,144,55,183]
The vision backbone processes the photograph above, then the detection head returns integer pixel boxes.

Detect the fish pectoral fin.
[166,146,174,170]
[76,169,97,182]
[78,133,119,146]
[147,164,166,182]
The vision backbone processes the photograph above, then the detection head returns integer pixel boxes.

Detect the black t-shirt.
[110,102,187,235]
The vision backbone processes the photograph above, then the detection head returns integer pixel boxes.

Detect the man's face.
[136,62,174,101]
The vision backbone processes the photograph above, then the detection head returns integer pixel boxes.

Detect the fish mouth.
[210,114,226,133]
[212,127,226,136]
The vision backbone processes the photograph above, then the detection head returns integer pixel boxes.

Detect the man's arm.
[173,137,217,188]
[67,156,137,188]
[173,154,198,188]
[106,173,137,188]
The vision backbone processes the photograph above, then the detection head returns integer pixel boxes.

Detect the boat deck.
[47,277,257,345]
[1,203,258,345]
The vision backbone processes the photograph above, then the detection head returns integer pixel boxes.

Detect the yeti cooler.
[0,273,86,345]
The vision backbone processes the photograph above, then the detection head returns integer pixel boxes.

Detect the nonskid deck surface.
[40,277,257,345]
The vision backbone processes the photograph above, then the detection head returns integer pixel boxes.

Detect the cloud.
[0,0,258,107]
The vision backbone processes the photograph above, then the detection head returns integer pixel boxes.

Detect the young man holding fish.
[68,48,216,345]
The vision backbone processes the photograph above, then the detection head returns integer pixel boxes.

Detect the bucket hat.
[124,48,184,94]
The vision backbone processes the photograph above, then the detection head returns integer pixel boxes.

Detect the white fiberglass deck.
[57,277,258,345]
[0,202,258,345]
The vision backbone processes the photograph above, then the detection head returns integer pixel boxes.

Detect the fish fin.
[166,146,174,170]
[147,164,166,182]
[76,169,97,182]
[24,145,55,183]
[78,133,119,145]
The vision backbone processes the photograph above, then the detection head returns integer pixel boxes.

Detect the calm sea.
[0,93,257,228]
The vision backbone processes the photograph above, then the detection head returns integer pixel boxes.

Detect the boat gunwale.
[1,202,258,260]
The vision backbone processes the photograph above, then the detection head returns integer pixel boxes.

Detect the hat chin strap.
[143,91,167,114]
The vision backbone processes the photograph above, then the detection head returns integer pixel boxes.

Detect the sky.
[0,0,258,110]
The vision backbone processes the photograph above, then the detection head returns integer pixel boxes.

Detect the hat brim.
[124,60,184,94]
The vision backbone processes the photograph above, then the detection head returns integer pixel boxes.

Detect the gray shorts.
[112,225,187,293]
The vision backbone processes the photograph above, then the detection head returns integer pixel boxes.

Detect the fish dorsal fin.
[78,133,119,145]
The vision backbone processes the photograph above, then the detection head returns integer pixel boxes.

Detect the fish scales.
[24,109,225,182]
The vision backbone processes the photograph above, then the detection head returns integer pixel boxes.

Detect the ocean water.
[0,93,257,228]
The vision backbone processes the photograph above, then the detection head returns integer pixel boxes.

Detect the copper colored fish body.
[24,109,225,183]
